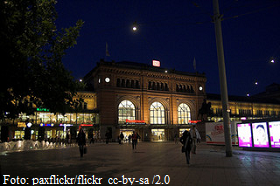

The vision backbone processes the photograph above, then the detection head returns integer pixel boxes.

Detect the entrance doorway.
[120,129,134,143]
[151,129,165,141]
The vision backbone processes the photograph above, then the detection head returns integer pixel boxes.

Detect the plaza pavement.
[1,141,280,186]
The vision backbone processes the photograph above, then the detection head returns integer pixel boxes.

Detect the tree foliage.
[0,0,84,118]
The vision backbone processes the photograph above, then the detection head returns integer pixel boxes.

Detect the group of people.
[76,129,141,157]
[117,132,140,146]
[77,125,201,162]
[180,125,201,165]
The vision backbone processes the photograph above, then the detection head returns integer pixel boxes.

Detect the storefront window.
[84,113,93,123]
[18,113,29,122]
[178,103,191,124]
[77,113,84,124]
[150,102,165,124]
[57,114,66,123]
[118,100,135,124]
[14,131,25,139]
[38,112,50,123]
[64,113,75,123]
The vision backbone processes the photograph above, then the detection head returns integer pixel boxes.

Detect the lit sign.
[189,120,201,124]
[80,124,93,127]
[125,119,146,124]
[237,123,252,147]
[59,124,73,127]
[60,124,73,132]
[18,122,26,128]
[40,123,54,127]
[269,121,280,148]
[152,60,160,67]
[37,108,50,112]
[79,124,94,130]
[252,122,269,148]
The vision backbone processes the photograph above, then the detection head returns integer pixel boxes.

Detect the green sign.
[36,108,50,112]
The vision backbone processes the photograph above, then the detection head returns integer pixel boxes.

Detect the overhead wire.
[223,3,280,21]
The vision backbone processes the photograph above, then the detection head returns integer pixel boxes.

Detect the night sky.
[55,0,280,96]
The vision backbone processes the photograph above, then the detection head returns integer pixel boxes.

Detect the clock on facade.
[105,77,110,83]
[199,86,203,91]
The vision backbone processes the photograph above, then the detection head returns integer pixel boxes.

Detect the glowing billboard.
[252,122,269,148]
[237,123,252,147]
[269,121,280,148]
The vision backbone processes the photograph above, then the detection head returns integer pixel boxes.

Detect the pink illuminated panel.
[269,121,280,148]
[237,123,252,147]
[252,122,269,148]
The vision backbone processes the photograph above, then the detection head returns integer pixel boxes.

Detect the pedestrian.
[174,133,178,144]
[189,125,201,154]
[77,128,86,157]
[180,130,192,164]
[90,136,95,144]
[132,131,140,150]
[66,129,71,146]
[128,135,132,143]
[105,130,111,144]
[119,132,124,144]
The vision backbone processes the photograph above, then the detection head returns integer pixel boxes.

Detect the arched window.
[118,100,135,124]
[150,102,165,124]
[178,103,191,124]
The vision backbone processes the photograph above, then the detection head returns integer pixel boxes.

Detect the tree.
[0,0,84,118]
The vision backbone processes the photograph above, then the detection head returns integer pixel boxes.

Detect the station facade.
[83,60,207,141]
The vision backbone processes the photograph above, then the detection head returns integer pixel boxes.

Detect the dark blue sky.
[55,0,280,96]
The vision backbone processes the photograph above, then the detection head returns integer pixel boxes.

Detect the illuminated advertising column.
[269,121,280,148]
[252,122,269,148]
[237,123,252,147]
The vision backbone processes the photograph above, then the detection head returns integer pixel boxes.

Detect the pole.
[212,0,233,157]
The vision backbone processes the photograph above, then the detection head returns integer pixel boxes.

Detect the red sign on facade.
[125,119,146,124]
[152,60,160,67]
[79,124,93,129]
[189,120,201,124]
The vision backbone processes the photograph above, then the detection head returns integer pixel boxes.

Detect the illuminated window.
[118,100,135,124]
[178,103,191,124]
[150,102,165,124]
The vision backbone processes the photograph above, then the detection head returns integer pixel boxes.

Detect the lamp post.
[212,0,233,157]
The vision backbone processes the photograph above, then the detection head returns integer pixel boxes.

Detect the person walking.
[189,125,201,154]
[132,131,140,150]
[66,129,71,146]
[180,130,192,164]
[77,128,86,157]
[174,133,178,144]
[119,132,124,144]
[105,130,111,144]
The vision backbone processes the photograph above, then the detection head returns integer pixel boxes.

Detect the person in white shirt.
[189,125,201,154]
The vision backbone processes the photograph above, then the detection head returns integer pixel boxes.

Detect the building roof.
[207,93,280,104]
[252,83,280,99]
[84,60,206,79]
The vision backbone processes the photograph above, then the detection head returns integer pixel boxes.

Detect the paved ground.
[1,142,280,186]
